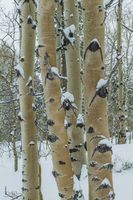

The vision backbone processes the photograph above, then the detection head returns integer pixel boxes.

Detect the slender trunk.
[12,125,18,172]
[56,2,62,72]
[82,1,114,199]
[117,0,126,144]
[18,1,40,200]
[64,0,85,178]
[108,41,115,141]
[56,1,67,89]
[37,1,74,199]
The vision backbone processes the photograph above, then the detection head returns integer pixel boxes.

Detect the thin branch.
[105,0,116,10]
[122,23,133,33]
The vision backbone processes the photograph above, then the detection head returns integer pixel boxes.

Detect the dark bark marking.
[52,171,60,178]
[47,119,55,126]
[59,193,65,198]
[47,134,59,143]
[69,148,79,153]
[92,144,112,158]
[88,126,94,134]
[59,161,66,165]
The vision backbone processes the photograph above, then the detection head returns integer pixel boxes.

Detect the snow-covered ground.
[0,143,133,200]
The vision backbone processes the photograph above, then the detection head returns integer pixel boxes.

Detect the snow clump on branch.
[96,79,108,91]
[61,92,77,111]
[63,24,76,45]
[15,64,25,79]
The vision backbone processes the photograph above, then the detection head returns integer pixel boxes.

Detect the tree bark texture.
[82,0,114,199]
[37,1,74,199]
[117,0,126,144]
[64,0,85,178]
[19,1,40,200]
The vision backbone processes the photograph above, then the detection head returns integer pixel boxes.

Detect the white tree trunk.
[18,1,40,199]
[37,1,74,199]
[82,0,114,199]
[64,0,85,178]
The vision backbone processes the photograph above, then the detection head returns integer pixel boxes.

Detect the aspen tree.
[117,0,126,144]
[82,0,114,199]
[64,0,85,178]
[38,1,74,199]
[56,1,63,72]
[18,1,40,200]
[56,1,67,89]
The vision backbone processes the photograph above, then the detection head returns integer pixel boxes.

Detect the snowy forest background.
[0,0,133,200]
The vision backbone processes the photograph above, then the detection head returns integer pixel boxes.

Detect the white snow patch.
[63,24,76,45]
[51,67,68,80]
[29,141,35,145]
[76,114,84,125]
[64,118,68,127]
[32,20,37,28]
[104,0,111,6]
[99,138,112,148]
[73,175,81,191]
[117,54,123,60]
[70,13,74,17]
[14,64,25,79]
[27,15,32,21]
[61,92,78,109]
[32,103,36,110]
[51,67,60,76]
[113,156,123,172]
[108,190,115,199]
[80,165,88,181]
[10,130,14,136]
[61,92,74,103]
[73,175,85,200]
[1,142,133,200]
[101,177,111,187]
[26,76,32,86]
[96,79,108,91]
[79,35,84,42]
[18,111,24,120]
[90,38,100,46]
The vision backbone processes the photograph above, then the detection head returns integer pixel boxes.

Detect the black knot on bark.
[59,160,66,165]
[96,87,108,98]
[92,144,112,157]
[47,134,59,143]
[88,126,94,134]
[47,119,55,126]
[88,40,100,52]
[119,115,125,121]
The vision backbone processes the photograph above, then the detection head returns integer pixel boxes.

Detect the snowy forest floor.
[0,142,133,200]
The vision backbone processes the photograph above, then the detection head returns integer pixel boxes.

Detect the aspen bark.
[82,1,114,199]
[37,1,74,199]
[18,1,40,200]
[64,0,85,178]
[56,2,67,89]
[56,2,62,72]
[12,125,18,172]
[117,0,126,144]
